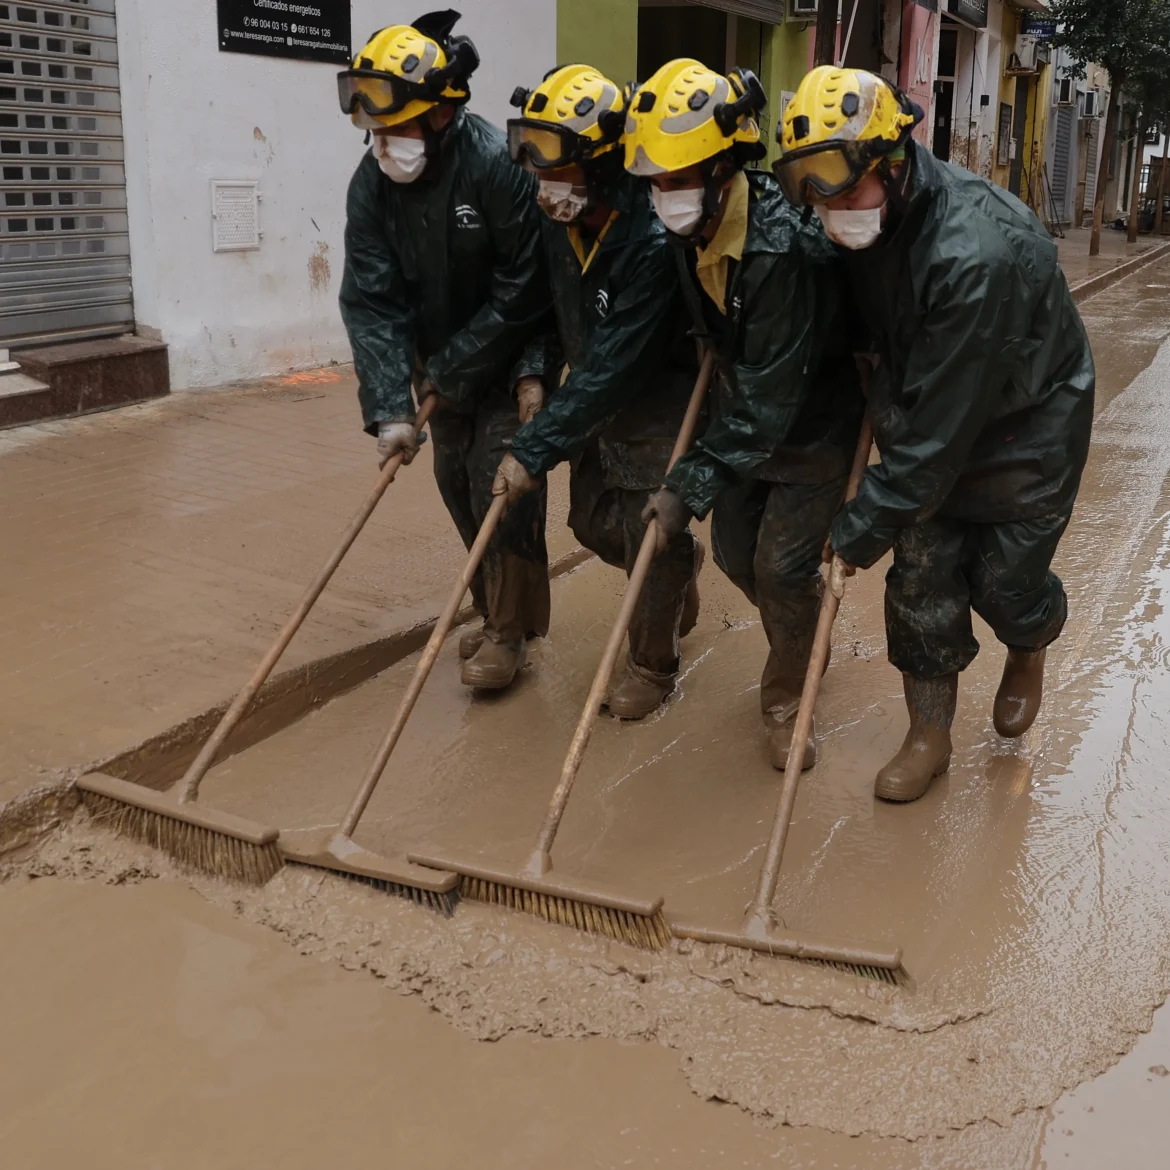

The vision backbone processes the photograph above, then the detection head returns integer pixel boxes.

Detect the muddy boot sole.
[768,720,817,772]
[461,639,525,691]
[458,625,485,660]
[993,647,1046,738]
[874,751,951,803]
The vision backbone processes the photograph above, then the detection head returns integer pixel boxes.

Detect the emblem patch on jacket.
[595,287,610,316]
[455,204,482,230]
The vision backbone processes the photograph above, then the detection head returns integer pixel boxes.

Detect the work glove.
[515,376,546,424]
[492,452,540,507]
[641,487,692,555]
[821,539,857,579]
[377,421,424,467]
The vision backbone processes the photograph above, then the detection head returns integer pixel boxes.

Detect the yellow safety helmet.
[508,64,628,171]
[773,66,920,205]
[624,58,766,177]
[337,10,478,130]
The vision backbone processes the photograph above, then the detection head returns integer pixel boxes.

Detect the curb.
[87,544,595,795]
[1069,240,1170,303]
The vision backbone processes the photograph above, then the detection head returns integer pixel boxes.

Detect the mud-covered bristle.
[285,862,459,916]
[81,790,283,886]
[459,875,671,950]
[804,957,909,988]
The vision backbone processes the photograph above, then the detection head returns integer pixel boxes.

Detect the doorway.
[933,23,958,162]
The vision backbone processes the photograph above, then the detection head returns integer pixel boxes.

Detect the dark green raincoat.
[664,170,863,520]
[830,141,1095,571]
[508,170,699,484]
[339,111,549,430]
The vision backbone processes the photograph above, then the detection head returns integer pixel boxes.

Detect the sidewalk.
[0,367,575,806]
[1055,226,1166,286]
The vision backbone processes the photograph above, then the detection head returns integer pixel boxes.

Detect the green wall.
[760,21,811,163]
[556,0,638,84]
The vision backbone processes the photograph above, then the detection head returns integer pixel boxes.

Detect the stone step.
[0,335,169,430]
[0,372,50,402]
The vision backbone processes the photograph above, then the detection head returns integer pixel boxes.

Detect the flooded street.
[3,259,1170,1167]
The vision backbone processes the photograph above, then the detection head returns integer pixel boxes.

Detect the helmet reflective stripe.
[658,77,731,136]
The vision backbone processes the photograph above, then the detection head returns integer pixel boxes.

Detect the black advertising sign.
[218,0,352,65]
[946,0,988,27]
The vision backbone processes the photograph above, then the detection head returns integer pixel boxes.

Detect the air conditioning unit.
[1082,88,1103,118]
[1055,77,1074,106]
[791,0,818,16]
[1013,34,1041,72]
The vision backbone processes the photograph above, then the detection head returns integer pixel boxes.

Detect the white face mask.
[651,185,706,237]
[815,204,885,250]
[372,134,428,183]
[537,179,589,224]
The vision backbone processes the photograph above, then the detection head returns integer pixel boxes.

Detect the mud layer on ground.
[5,265,1170,1167]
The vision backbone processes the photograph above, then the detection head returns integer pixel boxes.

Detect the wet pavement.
[3,258,1170,1166]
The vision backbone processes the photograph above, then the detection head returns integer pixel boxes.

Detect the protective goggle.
[772,140,890,206]
[507,119,585,171]
[337,70,429,119]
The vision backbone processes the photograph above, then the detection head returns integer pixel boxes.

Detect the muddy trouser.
[884,512,1071,680]
[711,474,849,725]
[428,394,550,645]
[568,441,697,685]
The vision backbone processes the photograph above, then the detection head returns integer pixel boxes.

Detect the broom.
[77,397,439,885]
[409,349,716,949]
[668,417,908,984]
[277,492,510,914]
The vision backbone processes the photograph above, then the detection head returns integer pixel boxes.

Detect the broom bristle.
[285,861,459,916]
[460,875,672,950]
[81,790,283,886]
[803,957,909,988]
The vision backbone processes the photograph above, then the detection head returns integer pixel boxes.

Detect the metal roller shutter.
[1051,105,1072,205]
[0,0,131,348]
[1084,116,1100,213]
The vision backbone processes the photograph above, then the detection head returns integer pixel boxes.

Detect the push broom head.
[77,772,283,886]
[409,850,672,951]
[279,830,461,916]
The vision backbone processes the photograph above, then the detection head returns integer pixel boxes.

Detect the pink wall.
[900,2,937,148]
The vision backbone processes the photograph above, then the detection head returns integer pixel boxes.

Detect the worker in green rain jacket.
[492,65,705,719]
[337,12,551,692]
[775,66,1095,802]
[626,59,864,771]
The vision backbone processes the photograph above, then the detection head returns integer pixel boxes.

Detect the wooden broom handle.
[524,348,718,875]
[746,414,874,922]
[340,492,508,836]
[176,395,439,805]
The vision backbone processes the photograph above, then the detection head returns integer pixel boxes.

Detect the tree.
[1124,49,1170,239]
[1051,0,1170,254]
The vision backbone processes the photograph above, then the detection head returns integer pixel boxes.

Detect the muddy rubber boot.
[875,673,957,803]
[679,539,707,639]
[768,711,817,772]
[605,656,675,720]
[993,647,1046,738]
[461,636,525,691]
[458,624,485,660]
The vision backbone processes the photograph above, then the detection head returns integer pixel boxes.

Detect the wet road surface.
[4,259,1170,1167]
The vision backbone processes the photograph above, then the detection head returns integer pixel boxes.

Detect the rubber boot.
[679,539,706,639]
[768,706,817,772]
[461,636,525,690]
[993,647,1046,738]
[874,673,957,803]
[605,656,675,720]
[458,624,485,660]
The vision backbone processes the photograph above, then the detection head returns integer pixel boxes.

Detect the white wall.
[115,0,556,390]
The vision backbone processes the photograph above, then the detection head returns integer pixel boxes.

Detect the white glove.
[377,421,422,466]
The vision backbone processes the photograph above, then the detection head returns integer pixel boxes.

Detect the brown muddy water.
[5,264,1170,1167]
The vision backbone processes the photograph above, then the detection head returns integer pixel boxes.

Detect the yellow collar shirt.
[694,170,750,315]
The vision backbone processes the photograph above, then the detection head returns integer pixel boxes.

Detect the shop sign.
[218,0,352,65]
[946,0,988,28]
[1021,15,1058,41]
